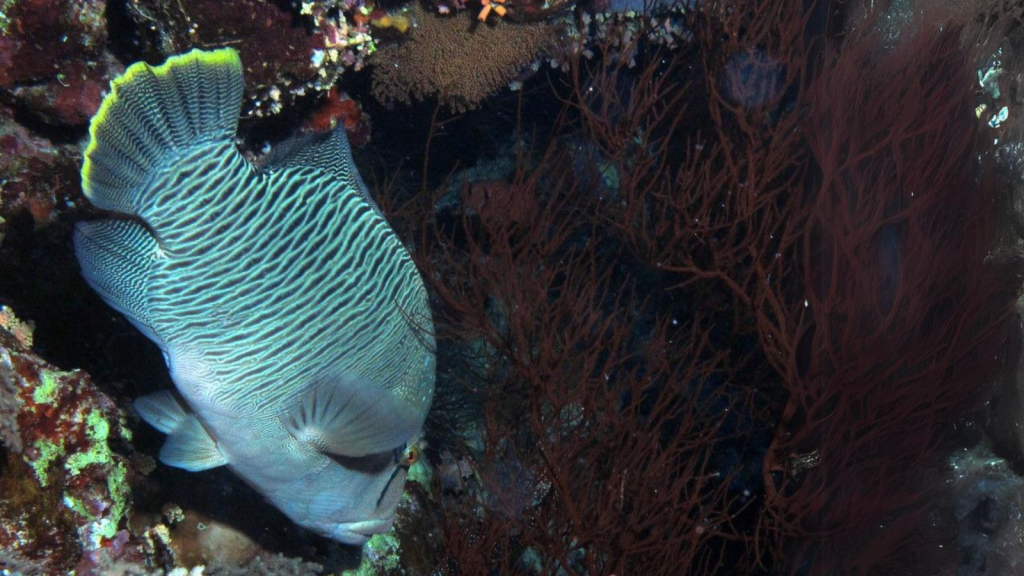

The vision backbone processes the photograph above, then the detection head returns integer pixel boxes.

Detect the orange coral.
[370,6,557,111]
[477,0,507,22]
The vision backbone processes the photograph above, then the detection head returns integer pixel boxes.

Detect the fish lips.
[332,465,408,544]
[332,517,397,545]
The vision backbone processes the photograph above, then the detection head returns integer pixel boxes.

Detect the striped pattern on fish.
[73,48,435,545]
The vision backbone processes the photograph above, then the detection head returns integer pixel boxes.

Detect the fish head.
[297,441,422,546]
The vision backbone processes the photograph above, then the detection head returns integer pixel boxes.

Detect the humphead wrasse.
[74,48,435,545]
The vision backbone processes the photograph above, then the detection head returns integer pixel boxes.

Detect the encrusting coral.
[0,307,139,574]
[371,6,559,111]
[0,0,115,125]
[120,0,379,118]
[0,306,31,453]
[0,117,87,233]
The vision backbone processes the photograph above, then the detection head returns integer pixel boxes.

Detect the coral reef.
[503,0,573,22]
[0,0,116,125]
[121,0,326,116]
[119,0,378,117]
[0,305,357,575]
[205,552,324,576]
[0,0,1022,574]
[883,437,1024,574]
[305,87,373,146]
[0,305,31,453]
[0,308,140,574]
[380,14,791,571]
[0,548,45,576]
[938,445,1024,574]
[0,115,86,236]
[344,467,442,575]
[368,1,1024,574]
[371,6,559,111]
[758,12,1022,572]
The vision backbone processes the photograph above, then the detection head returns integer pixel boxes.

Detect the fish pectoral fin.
[135,390,227,472]
[160,416,228,472]
[134,390,188,434]
[283,375,423,458]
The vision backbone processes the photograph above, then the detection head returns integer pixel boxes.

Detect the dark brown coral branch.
[378,2,1023,574]
[760,13,1022,573]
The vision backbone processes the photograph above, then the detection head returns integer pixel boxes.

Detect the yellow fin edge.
[81,48,242,199]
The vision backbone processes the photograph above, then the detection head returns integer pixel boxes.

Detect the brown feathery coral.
[371,7,558,111]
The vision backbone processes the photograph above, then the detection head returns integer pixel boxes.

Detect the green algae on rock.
[0,306,137,572]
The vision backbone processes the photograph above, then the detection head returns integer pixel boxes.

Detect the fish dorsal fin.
[259,127,381,215]
[81,48,244,216]
[135,390,227,472]
[283,373,423,458]
[74,219,163,348]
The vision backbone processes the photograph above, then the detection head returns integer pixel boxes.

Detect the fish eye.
[403,445,419,467]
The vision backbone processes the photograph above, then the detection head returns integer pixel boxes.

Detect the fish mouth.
[331,518,396,545]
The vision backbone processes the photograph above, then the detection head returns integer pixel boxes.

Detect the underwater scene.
[3,0,1024,574]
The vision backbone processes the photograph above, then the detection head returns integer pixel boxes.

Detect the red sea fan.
[761,14,1022,574]
[377,1,1023,573]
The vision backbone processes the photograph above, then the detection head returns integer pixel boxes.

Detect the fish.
[73,48,435,545]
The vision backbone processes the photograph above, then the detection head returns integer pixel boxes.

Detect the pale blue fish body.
[73,49,435,544]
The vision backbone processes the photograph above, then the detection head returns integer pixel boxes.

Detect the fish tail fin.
[81,48,244,215]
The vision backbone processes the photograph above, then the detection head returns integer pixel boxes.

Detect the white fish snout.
[332,518,396,546]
